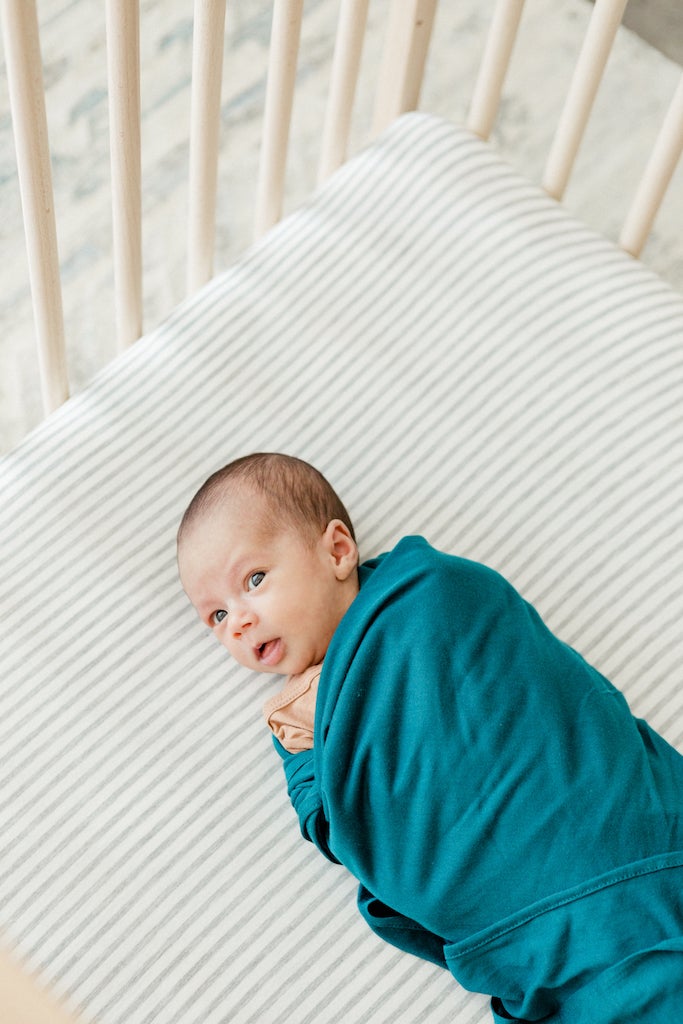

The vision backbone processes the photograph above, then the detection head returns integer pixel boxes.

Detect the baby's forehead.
[178,480,320,570]
[189,496,269,546]
[183,491,308,556]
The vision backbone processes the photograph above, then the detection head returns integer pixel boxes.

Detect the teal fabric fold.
[276,536,683,1019]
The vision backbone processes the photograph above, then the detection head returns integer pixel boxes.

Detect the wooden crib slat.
[187,0,227,293]
[317,0,370,184]
[0,0,68,414]
[620,73,683,258]
[372,0,438,136]
[542,0,628,200]
[105,0,142,349]
[467,0,526,140]
[254,0,305,239]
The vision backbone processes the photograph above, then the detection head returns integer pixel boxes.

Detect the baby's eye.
[211,609,227,626]
[248,571,265,590]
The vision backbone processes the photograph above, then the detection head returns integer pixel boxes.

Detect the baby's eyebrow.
[225,555,256,583]
[194,597,223,623]
[200,553,263,608]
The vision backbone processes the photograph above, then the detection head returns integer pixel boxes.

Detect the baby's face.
[178,500,359,677]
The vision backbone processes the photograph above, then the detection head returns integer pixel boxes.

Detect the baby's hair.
[177,452,356,547]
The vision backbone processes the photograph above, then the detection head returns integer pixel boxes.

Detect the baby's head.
[177,453,359,676]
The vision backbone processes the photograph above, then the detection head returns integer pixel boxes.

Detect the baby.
[177,452,360,751]
[178,452,683,1024]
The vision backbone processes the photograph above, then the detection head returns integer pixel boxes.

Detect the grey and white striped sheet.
[1,112,683,1023]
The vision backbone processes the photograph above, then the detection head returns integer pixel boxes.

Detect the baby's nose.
[231,607,254,638]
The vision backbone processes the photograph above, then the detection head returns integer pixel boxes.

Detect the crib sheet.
[1,112,683,1024]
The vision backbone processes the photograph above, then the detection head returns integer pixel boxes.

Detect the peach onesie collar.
[262,662,322,753]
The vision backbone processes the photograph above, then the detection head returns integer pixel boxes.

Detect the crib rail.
[254,0,305,237]
[318,0,371,183]
[1,0,683,437]
[105,0,142,350]
[620,72,683,255]
[542,0,629,199]
[1,0,67,414]
[187,0,227,293]
[372,0,437,136]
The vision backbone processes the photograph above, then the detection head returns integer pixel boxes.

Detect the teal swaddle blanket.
[275,537,683,1022]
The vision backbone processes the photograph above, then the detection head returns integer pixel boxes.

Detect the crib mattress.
[1,113,683,1023]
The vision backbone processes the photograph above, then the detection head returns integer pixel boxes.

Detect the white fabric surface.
[1,113,683,1023]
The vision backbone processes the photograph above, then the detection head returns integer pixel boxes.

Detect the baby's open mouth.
[257,638,282,666]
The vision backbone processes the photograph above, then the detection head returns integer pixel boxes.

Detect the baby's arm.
[274,741,450,969]
[272,739,338,863]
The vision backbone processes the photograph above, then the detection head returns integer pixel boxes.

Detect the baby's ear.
[323,520,359,580]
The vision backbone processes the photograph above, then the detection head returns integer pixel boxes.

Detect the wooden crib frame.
[1,1,683,1020]
[2,0,683,433]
